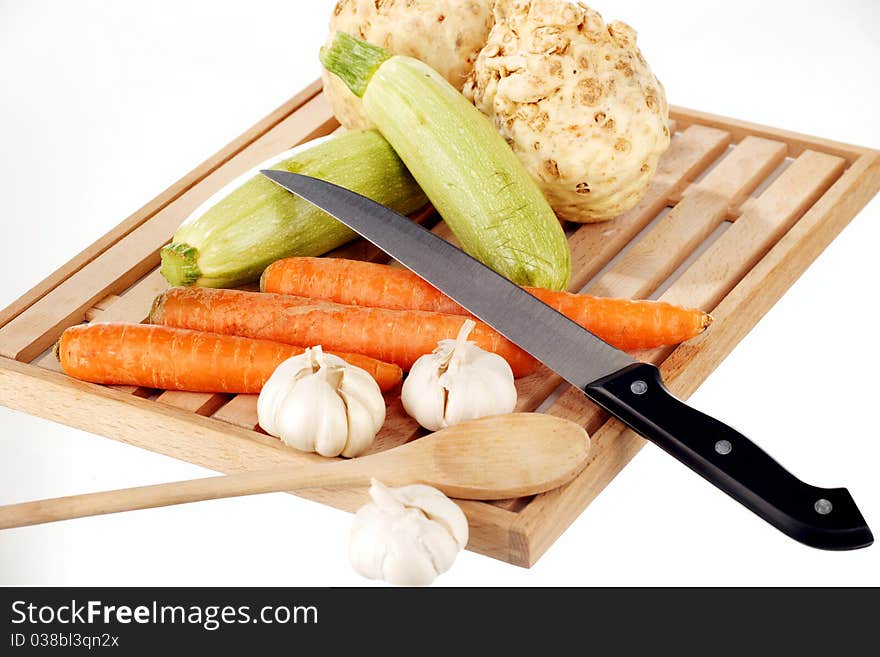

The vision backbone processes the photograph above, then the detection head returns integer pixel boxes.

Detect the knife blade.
[261,170,873,551]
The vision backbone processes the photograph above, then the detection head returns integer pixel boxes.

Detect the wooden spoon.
[0,413,588,530]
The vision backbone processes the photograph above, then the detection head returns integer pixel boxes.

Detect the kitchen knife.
[261,170,873,551]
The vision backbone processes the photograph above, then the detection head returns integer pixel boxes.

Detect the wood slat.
[153,390,217,414]
[84,294,121,320]
[33,350,62,372]
[670,105,869,161]
[669,150,846,311]
[211,394,260,429]
[566,125,732,292]
[0,94,339,363]
[87,269,170,325]
[589,136,787,299]
[155,391,232,416]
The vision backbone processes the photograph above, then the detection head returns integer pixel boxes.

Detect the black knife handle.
[584,363,873,550]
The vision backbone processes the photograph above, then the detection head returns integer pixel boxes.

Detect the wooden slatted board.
[1,80,878,566]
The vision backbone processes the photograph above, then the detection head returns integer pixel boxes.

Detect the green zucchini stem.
[160,243,203,287]
[320,31,391,98]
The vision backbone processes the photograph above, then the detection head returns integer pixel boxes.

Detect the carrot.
[261,257,464,313]
[56,323,402,393]
[150,287,539,377]
[261,257,712,350]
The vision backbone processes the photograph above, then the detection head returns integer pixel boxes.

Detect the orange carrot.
[151,287,539,377]
[57,323,402,393]
[261,257,463,313]
[261,257,712,350]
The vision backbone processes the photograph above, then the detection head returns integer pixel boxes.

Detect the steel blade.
[261,171,636,388]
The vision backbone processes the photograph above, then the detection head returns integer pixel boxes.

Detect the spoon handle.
[0,459,376,530]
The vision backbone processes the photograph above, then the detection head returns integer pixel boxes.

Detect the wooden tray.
[1,80,878,567]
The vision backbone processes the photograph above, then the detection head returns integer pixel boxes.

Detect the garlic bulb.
[349,479,469,586]
[401,319,517,431]
[257,346,385,457]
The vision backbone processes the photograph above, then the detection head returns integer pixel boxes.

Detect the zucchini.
[161,129,427,288]
[320,32,571,290]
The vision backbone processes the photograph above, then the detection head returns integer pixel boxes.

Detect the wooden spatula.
[0,413,588,530]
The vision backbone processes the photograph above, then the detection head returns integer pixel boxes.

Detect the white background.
[1,0,878,586]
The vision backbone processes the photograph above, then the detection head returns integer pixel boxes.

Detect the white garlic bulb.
[349,479,469,586]
[257,346,385,457]
[401,319,517,431]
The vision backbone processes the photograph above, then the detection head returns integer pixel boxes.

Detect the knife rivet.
[630,380,648,395]
[814,499,833,515]
[714,439,732,455]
